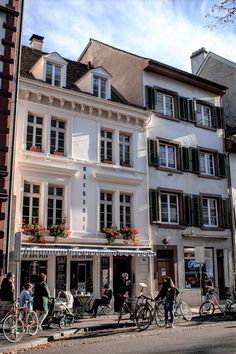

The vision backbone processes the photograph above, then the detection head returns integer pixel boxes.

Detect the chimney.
[190,47,208,75]
[30,34,44,51]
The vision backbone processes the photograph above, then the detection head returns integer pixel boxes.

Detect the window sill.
[157,224,185,230]
[101,160,113,164]
[157,167,183,174]
[201,226,224,231]
[198,174,220,180]
[154,112,180,122]
[29,147,42,153]
[52,151,65,156]
[195,124,216,132]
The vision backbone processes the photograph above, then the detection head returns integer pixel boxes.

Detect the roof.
[196,51,236,75]
[20,45,137,107]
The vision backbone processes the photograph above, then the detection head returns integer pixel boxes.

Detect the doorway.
[113,256,131,311]
[155,249,175,291]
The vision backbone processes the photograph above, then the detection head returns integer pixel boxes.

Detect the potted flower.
[22,221,46,244]
[102,159,112,164]
[49,221,70,241]
[30,146,42,152]
[102,225,119,244]
[120,226,139,244]
[53,149,64,156]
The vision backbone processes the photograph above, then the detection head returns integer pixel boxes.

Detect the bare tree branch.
[206,0,236,29]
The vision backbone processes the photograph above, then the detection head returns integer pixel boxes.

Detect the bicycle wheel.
[229,300,236,318]
[179,301,192,321]
[59,316,67,328]
[3,314,24,342]
[117,303,129,328]
[199,301,215,319]
[136,306,152,331]
[27,310,38,335]
[154,302,165,327]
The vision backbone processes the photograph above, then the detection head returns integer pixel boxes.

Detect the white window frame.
[156,92,174,117]
[50,118,66,154]
[22,182,41,224]
[202,197,218,227]
[199,151,215,176]
[159,143,176,169]
[120,193,132,229]
[47,185,64,227]
[196,104,212,127]
[119,133,131,166]
[100,191,113,230]
[26,113,43,151]
[160,193,179,224]
[46,61,62,87]
[93,75,107,99]
[101,129,113,162]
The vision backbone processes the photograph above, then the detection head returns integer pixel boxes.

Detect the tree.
[206,0,236,29]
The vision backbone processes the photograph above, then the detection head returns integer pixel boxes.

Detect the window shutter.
[181,147,190,171]
[213,107,224,129]
[222,198,231,229]
[217,153,227,178]
[188,100,195,122]
[149,189,159,223]
[178,96,188,120]
[192,195,201,226]
[145,86,155,111]
[183,195,192,225]
[189,148,199,173]
[148,139,158,166]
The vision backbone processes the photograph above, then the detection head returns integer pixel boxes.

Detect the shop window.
[184,247,214,289]
[70,260,93,294]
[20,260,48,290]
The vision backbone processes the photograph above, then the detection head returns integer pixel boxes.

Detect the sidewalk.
[0,307,210,354]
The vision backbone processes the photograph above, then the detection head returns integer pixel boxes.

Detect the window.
[101,130,112,163]
[202,198,218,227]
[159,143,176,169]
[46,62,61,87]
[196,104,212,127]
[22,182,40,224]
[156,92,174,117]
[100,192,113,230]
[120,194,131,229]
[93,75,107,99]
[50,119,65,154]
[26,114,43,151]
[119,134,130,166]
[160,193,178,224]
[199,152,215,176]
[184,248,214,289]
[47,186,64,226]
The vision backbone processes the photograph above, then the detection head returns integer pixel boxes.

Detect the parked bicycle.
[0,302,24,343]
[199,289,236,319]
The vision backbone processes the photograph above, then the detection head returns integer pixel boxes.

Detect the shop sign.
[188,260,200,269]
[56,256,67,295]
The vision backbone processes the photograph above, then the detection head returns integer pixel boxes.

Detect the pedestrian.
[33,273,50,331]
[120,272,131,297]
[0,272,15,302]
[202,273,213,302]
[155,276,179,328]
[88,284,112,318]
[19,283,33,309]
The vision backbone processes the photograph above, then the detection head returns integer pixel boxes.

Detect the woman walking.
[155,276,179,328]
[33,273,50,330]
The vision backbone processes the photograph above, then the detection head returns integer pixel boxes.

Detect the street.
[18,319,236,354]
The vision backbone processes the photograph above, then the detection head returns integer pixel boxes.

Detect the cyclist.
[20,283,33,309]
[155,276,179,328]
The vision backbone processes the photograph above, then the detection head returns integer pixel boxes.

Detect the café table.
[73,293,93,318]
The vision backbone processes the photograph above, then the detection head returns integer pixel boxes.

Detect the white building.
[14,35,152,310]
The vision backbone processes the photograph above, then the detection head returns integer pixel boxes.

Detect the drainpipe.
[5,0,24,273]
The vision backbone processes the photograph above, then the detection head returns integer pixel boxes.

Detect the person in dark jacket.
[0,272,15,302]
[33,273,50,330]
[155,276,179,328]
[89,284,112,318]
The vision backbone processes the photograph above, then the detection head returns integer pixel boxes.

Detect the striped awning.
[21,246,155,257]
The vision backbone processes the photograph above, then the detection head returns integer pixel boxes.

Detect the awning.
[21,246,155,257]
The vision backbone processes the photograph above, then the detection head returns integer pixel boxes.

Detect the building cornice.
[19,77,149,129]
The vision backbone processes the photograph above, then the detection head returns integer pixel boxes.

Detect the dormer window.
[46,62,62,87]
[93,75,107,99]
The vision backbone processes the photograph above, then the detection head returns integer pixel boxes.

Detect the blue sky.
[22,0,236,72]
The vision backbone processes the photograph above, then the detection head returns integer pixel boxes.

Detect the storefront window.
[101,257,110,289]
[184,247,214,289]
[21,260,48,291]
[70,260,93,294]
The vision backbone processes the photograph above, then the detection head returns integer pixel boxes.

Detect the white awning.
[21,246,155,257]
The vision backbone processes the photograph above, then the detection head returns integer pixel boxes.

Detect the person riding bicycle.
[155,276,179,328]
[20,283,33,309]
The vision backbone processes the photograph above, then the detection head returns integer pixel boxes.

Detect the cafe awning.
[21,246,155,257]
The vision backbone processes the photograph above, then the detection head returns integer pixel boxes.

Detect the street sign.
[14,232,21,262]
[195,245,205,264]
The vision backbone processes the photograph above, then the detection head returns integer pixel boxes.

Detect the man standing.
[0,272,15,302]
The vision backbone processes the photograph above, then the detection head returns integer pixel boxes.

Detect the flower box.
[30,146,42,152]
[120,227,139,245]
[53,150,64,156]
[49,222,70,240]
[22,222,46,244]
[102,225,119,244]
[102,159,112,164]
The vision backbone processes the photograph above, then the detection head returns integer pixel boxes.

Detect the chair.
[97,302,112,317]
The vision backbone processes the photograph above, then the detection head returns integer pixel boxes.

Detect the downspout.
[5,0,24,272]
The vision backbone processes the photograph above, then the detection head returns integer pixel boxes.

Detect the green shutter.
[217,153,227,178]
[145,86,155,111]
[222,198,231,229]
[148,139,158,166]
[178,96,188,120]
[188,100,195,122]
[149,189,159,223]
[183,195,192,225]
[214,107,224,129]
[189,148,199,173]
[181,147,190,171]
[192,195,201,226]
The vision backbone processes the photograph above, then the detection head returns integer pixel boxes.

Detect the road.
[18,320,236,354]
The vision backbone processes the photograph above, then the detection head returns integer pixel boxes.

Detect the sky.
[22,0,236,72]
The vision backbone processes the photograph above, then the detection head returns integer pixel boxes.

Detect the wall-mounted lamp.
[162,237,169,249]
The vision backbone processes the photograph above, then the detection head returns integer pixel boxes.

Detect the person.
[19,283,33,309]
[89,284,112,318]
[0,272,15,302]
[33,273,50,331]
[155,276,179,328]
[120,273,131,297]
[202,273,213,301]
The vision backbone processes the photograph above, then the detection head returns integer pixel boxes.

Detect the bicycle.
[17,301,38,335]
[0,302,24,343]
[199,289,236,319]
